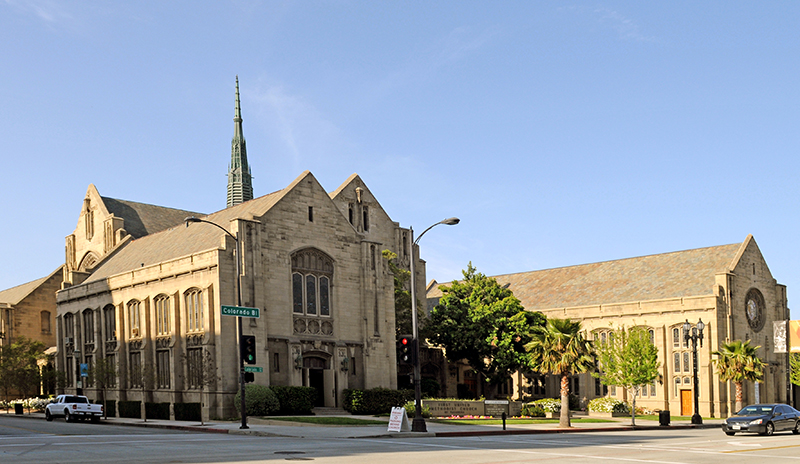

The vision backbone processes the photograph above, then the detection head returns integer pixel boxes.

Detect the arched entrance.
[303,356,328,407]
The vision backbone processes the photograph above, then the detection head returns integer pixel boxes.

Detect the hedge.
[342,388,414,415]
[234,385,280,417]
[174,402,201,421]
[270,385,316,415]
[118,401,141,419]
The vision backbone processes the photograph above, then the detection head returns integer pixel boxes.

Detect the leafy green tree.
[0,337,46,401]
[712,340,764,412]
[382,250,418,336]
[526,318,594,428]
[790,353,800,387]
[593,326,660,426]
[427,263,545,388]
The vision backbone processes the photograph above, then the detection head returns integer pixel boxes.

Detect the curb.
[434,423,720,437]
[1,412,722,439]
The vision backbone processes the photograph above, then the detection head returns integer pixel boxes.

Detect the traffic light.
[241,335,256,365]
[244,372,255,383]
[397,335,416,365]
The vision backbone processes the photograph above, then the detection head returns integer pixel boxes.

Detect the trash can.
[659,410,670,426]
[14,403,23,415]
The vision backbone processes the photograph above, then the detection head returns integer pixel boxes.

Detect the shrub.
[587,397,628,413]
[145,402,170,420]
[174,402,201,421]
[520,403,546,417]
[532,398,561,412]
[271,385,316,415]
[234,385,280,417]
[568,393,580,411]
[421,378,440,398]
[403,400,431,418]
[119,401,141,418]
[342,388,414,415]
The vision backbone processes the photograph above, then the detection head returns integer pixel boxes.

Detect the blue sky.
[2,1,799,318]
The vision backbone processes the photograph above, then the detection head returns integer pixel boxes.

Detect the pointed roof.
[429,240,748,311]
[101,197,204,239]
[0,266,63,305]
[227,75,253,207]
[84,172,313,283]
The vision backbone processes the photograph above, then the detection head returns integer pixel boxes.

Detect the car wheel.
[764,422,775,436]
[45,410,53,422]
[794,421,800,435]
[64,410,71,422]
[725,431,735,436]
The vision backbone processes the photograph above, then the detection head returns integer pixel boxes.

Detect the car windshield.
[737,405,773,416]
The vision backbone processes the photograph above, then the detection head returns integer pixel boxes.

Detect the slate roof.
[0,267,62,305]
[84,175,301,283]
[428,241,745,311]
[101,197,204,239]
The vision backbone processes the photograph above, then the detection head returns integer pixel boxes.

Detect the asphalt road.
[4,415,800,464]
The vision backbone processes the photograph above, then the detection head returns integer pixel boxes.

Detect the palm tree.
[526,318,594,428]
[712,340,764,413]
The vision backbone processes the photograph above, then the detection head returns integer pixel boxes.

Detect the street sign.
[243,366,263,373]
[221,305,260,318]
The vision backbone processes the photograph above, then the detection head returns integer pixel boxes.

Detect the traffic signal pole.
[236,231,248,430]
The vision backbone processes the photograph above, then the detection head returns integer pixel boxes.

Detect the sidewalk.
[3,410,723,439]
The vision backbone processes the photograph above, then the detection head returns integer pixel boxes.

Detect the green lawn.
[265,416,388,426]
[430,417,615,425]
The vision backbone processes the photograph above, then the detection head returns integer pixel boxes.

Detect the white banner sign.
[387,407,410,433]
[774,320,787,353]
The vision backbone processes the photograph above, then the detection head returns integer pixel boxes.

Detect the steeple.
[227,76,253,207]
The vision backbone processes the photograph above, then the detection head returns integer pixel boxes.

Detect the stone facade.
[55,172,412,420]
[428,235,788,418]
[0,266,62,349]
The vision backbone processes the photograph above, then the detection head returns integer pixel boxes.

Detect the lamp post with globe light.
[683,318,705,425]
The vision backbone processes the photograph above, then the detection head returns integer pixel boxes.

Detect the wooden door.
[680,390,692,416]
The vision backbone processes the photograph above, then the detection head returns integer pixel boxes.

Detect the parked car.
[45,395,103,423]
[722,403,800,436]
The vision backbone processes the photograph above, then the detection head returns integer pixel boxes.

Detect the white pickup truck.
[45,395,103,422]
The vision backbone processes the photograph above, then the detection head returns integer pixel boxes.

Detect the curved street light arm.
[185,216,237,242]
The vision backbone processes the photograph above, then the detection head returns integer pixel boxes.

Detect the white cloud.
[248,82,343,165]
[4,0,73,24]
[593,7,657,42]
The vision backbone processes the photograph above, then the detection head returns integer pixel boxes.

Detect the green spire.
[227,75,253,207]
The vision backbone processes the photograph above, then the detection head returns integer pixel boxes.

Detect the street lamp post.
[683,318,705,425]
[185,217,248,430]
[409,217,460,433]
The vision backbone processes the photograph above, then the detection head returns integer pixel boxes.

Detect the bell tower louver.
[227,76,253,207]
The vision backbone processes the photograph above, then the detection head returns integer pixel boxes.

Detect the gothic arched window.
[291,248,333,317]
[128,300,141,338]
[154,295,171,336]
[185,288,204,333]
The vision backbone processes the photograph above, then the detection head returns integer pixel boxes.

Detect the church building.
[428,235,789,418]
[55,78,412,419]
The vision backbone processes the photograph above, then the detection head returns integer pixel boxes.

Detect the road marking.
[365,439,690,463]
[724,443,800,453]
[728,441,762,447]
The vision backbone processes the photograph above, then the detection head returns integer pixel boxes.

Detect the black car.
[723,403,800,436]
